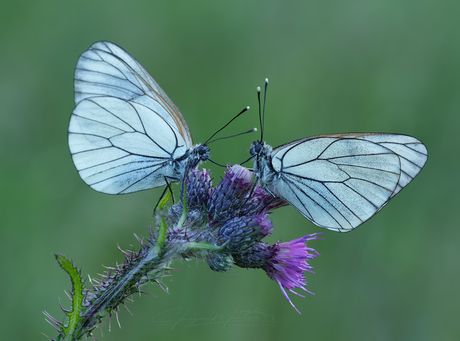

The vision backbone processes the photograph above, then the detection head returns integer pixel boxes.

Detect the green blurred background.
[1,1,458,340]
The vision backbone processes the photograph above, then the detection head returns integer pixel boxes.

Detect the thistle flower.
[168,165,286,252]
[170,165,322,312]
[48,165,322,340]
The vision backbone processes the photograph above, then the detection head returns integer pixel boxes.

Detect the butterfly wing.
[74,41,193,147]
[269,133,428,232]
[68,96,188,194]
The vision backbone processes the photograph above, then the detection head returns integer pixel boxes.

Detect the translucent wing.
[74,41,192,146]
[68,96,188,194]
[269,133,428,232]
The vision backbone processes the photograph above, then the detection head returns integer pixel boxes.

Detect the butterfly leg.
[152,177,175,216]
[258,196,276,214]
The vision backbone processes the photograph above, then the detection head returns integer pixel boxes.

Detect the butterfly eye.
[198,146,206,155]
[197,145,209,156]
[254,143,263,154]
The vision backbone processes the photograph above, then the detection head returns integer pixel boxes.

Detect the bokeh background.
[1,1,458,340]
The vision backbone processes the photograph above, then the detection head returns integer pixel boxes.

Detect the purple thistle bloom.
[265,234,323,313]
[170,165,322,312]
[170,165,285,233]
[206,164,285,223]
[167,165,285,271]
[217,214,273,252]
[183,167,213,208]
[233,233,322,314]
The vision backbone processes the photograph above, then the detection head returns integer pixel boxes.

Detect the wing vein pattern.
[74,41,192,145]
[69,42,195,195]
[269,133,428,232]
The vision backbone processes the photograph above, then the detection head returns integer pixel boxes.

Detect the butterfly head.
[249,140,263,156]
[250,140,272,161]
[189,144,211,167]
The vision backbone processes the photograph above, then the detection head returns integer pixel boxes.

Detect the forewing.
[74,41,192,146]
[68,96,188,194]
[351,134,428,197]
[270,133,427,232]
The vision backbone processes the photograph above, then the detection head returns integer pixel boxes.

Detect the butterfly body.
[250,141,277,187]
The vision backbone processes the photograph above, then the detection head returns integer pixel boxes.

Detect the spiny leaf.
[55,254,84,339]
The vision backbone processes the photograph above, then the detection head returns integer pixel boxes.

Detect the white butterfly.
[68,41,210,194]
[250,79,428,232]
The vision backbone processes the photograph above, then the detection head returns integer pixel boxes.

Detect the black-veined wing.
[69,42,209,194]
[267,133,428,232]
[74,41,192,146]
[69,96,191,194]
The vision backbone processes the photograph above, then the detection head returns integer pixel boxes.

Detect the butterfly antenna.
[262,78,268,141]
[240,154,255,166]
[206,127,257,167]
[207,158,227,168]
[206,127,257,145]
[204,106,250,145]
[257,86,263,141]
